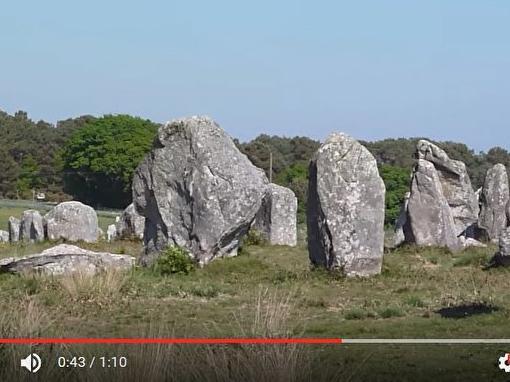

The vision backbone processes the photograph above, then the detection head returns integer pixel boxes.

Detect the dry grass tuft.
[58,270,128,303]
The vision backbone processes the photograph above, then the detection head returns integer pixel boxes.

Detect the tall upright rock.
[478,164,510,242]
[407,160,461,251]
[20,210,44,243]
[307,133,386,277]
[133,116,269,266]
[116,203,145,240]
[252,183,298,246]
[8,216,20,243]
[393,192,412,247]
[416,140,479,236]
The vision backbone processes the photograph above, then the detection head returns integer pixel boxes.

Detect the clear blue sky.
[1,1,509,151]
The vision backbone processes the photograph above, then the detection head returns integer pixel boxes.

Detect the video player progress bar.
[1,338,510,344]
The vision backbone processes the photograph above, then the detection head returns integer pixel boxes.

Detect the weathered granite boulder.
[0,230,9,243]
[107,224,117,242]
[44,201,99,243]
[8,216,20,242]
[478,164,509,242]
[252,184,297,246]
[407,159,461,252]
[20,210,44,243]
[416,140,479,236]
[133,116,269,266]
[307,133,386,277]
[116,203,145,240]
[0,244,135,276]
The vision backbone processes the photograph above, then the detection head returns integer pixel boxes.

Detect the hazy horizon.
[1,1,509,151]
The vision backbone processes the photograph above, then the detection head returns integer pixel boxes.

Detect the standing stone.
[478,164,510,242]
[393,192,412,247]
[107,224,117,242]
[252,184,298,246]
[8,216,20,243]
[44,201,99,243]
[499,227,510,257]
[116,203,145,240]
[407,160,461,251]
[0,230,9,243]
[20,210,44,243]
[307,133,386,277]
[133,116,269,266]
[416,140,479,236]
[486,227,510,267]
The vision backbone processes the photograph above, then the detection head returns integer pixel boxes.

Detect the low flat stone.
[459,237,487,249]
[0,244,135,276]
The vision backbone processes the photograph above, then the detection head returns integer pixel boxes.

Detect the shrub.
[243,229,268,247]
[154,246,195,276]
[378,306,405,318]
[344,308,373,320]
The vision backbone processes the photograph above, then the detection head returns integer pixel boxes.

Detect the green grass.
[0,232,508,380]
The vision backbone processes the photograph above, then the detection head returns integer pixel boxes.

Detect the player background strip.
[0,338,343,344]
[342,339,510,344]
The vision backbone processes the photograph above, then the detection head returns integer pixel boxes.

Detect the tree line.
[1,109,510,225]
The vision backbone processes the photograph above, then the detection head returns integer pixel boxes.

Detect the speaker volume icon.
[20,353,42,373]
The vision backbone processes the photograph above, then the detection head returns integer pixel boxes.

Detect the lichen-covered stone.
[416,140,479,236]
[307,133,386,277]
[0,244,135,276]
[252,183,297,246]
[133,116,269,266]
[116,203,145,240]
[0,230,8,243]
[20,210,44,243]
[44,201,99,243]
[407,159,461,252]
[478,164,510,242]
[8,216,20,242]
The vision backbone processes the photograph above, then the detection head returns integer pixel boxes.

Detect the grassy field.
[0,232,509,380]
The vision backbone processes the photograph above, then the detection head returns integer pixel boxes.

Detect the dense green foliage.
[154,246,195,276]
[0,110,92,200]
[3,108,510,220]
[379,165,411,226]
[61,115,158,208]
[238,135,320,223]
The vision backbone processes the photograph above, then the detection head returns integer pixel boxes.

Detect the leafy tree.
[62,115,158,208]
[379,165,411,226]
[275,162,309,224]
[16,155,41,197]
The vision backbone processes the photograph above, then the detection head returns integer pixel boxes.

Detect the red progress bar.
[0,338,343,345]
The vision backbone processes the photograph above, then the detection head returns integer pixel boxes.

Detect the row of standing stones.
[393,139,510,263]
[1,116,508,277]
